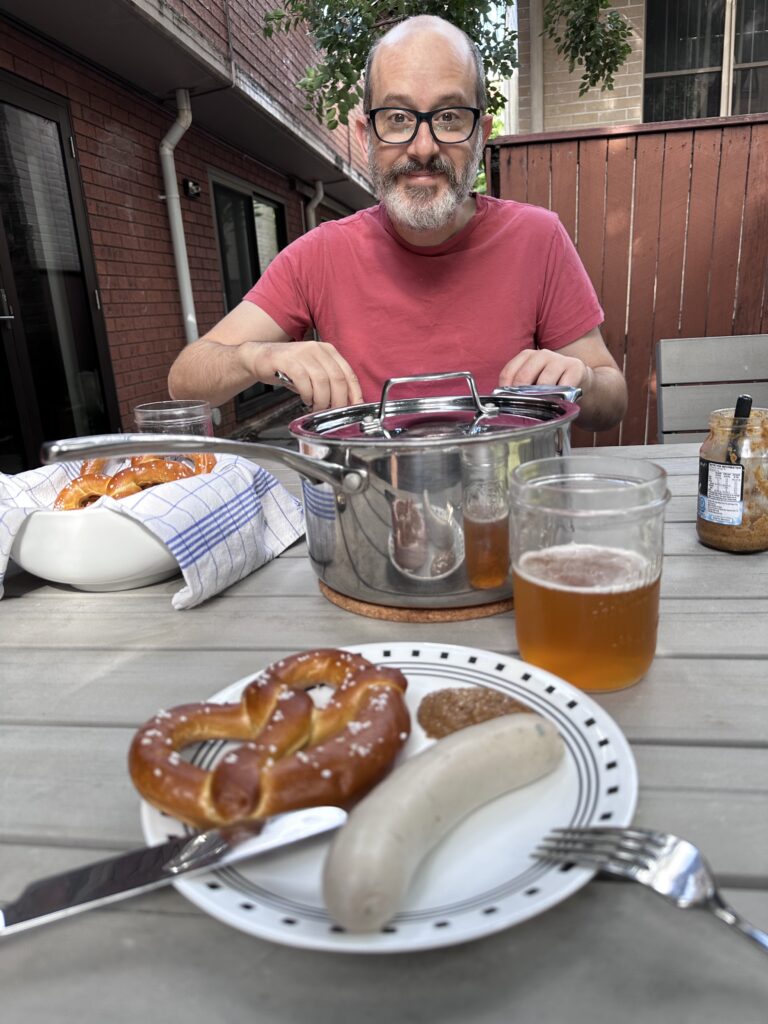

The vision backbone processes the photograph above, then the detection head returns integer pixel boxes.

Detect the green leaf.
[261,1,631,124]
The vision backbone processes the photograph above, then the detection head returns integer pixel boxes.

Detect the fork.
[535,826,768,954]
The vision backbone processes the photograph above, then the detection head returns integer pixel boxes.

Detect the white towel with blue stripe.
[0,455,304,609]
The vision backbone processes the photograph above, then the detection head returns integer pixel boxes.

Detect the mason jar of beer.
[461,444,510,590]
[509,456,670,693]
[697,407,768,553]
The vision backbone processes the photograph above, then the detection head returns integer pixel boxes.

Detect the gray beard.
[368,131,485,233]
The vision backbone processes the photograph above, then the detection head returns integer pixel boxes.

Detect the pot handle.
[369,372,497,432]
[492,384,583,403]
[40,434,368,495]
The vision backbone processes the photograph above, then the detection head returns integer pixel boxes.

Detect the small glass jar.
[697,408,768,552]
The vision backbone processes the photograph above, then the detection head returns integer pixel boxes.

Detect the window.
[644,1,768,122]
[211,181,287,420]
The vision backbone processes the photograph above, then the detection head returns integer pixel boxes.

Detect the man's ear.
[354,115,370,162]
[480,113,494,144]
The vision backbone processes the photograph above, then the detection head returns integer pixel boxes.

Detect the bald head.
[363,16,487,113]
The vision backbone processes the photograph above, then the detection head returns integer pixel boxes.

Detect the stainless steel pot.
[41,373,579,609]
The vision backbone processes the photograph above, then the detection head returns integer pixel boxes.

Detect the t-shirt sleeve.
[537,218,604,350]
[242,234,317,340]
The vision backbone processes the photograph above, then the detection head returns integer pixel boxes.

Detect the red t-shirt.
[244,195,604,402]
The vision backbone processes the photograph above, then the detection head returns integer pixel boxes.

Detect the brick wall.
[516,1,645,133]
[0,19,349,436]
[167,0,368,179]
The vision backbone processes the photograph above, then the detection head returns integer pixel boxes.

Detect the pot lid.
[290,373,581,445]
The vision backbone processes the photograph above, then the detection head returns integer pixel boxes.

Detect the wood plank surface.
[734,122,768,333]
[623,132,665,445]
[2,442,767,1024]
[706,125,750,336]
[0,883,766,1024]
[680,129,722,339]
[600,135,635,447]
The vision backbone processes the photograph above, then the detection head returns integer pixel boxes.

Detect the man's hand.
[168,301,363,410]
[241,339,363,411]
[498,328,628,432]
[499,348,594,392]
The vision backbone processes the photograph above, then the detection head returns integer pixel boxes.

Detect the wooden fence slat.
[623,133,665,445]
[526,143,551,210]
[706,126,750,336]
[650,131,694,442]
[499,145,528,202]
[734,122,768,333]
[550,140,577,241]
[680,130,722,339]
[571,139,608,448]
[488,115,768,446]
[575,138,607,285]
[600,135,635,446]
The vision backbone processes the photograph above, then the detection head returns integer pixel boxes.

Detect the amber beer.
[513,543,660,692]
[464,512,510,589]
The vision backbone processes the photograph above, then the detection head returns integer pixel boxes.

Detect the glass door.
[0,73,118,472]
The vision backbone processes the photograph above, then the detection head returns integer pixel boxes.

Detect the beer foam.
[516,543,653,593]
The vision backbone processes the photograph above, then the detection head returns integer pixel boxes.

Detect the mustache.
[382,155,458,187]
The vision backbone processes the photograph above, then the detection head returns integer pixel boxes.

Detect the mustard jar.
[697,398,768,552]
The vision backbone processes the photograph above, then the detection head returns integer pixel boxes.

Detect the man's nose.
[405,119,440,162]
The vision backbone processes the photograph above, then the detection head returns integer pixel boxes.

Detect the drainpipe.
[529,0,544,133]
[160,89,198,343]
[305,180,325,230]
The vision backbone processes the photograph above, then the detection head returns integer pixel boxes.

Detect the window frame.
[643,0,768,121]
[208,170,289,421]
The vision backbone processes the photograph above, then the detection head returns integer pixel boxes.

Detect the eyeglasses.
[369,107,481,145]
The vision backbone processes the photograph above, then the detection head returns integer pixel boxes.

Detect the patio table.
[1,442,766,1023]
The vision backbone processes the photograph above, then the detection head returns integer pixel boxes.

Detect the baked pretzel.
[53,474,112,510]
[80,458,110,476]
[106,459,194,498]
[128,648,411,828]
[131,453,217,475]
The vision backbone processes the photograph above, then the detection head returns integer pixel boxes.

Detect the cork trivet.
[318,580,514,622]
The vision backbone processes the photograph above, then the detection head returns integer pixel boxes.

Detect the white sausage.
[322,713,565,932]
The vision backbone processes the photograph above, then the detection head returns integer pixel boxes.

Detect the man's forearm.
[575,366,628,432]
[168,339,263,406]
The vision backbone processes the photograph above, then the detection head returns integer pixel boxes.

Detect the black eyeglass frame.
[368,106,481,145]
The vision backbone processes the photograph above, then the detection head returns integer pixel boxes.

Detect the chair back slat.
[656,336,768,442]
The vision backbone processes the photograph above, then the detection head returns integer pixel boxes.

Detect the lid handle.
[363,372,497,436]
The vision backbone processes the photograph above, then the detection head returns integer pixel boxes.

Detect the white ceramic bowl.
[10,507,180,592]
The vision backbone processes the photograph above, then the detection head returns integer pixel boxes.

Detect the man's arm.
[167,300,363,410]
[498,327,627,432]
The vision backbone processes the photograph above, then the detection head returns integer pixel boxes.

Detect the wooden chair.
[655,335,768,443]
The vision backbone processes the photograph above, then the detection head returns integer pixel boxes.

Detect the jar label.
[698,458,744,526]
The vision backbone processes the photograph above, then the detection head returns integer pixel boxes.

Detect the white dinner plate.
[139,641,638,954]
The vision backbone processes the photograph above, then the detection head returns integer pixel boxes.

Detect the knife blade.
[0,805,347,937]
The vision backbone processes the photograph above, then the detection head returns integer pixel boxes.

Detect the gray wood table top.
[1,442,766,1023]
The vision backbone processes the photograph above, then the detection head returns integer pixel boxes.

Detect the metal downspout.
[305,180,325,230]
[160,89,198,343]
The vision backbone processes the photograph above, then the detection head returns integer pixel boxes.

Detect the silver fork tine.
[534,825,768,954]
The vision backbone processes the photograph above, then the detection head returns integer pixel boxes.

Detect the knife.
[0,805,347,937]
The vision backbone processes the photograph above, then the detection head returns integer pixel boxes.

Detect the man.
[168,15,627,431]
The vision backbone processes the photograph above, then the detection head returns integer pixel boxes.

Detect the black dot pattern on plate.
[171,642,636,947]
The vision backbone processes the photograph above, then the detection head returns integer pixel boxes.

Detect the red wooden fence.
[486,113,768,446]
